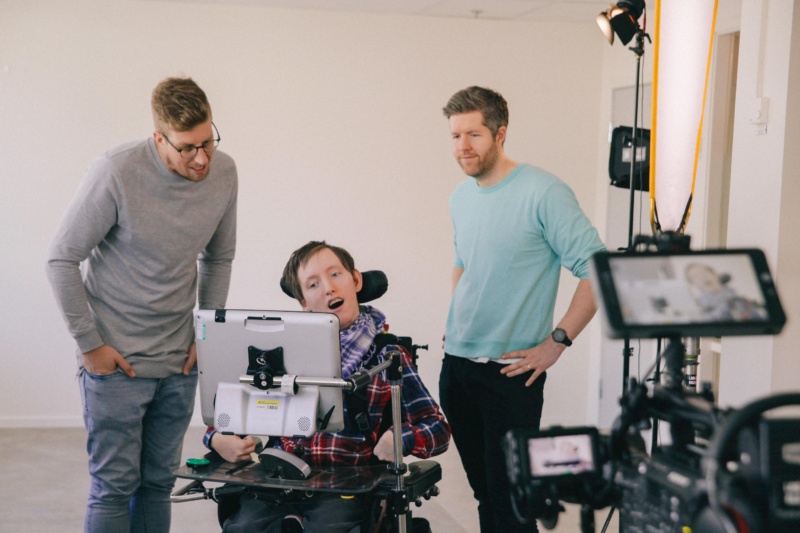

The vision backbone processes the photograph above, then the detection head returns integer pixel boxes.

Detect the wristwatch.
[551,328,572,347]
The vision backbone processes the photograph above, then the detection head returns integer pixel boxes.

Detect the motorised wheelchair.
[172,270,443,533]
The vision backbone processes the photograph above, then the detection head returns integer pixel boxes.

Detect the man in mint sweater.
[439,86,605,533]
[46,77,237,533]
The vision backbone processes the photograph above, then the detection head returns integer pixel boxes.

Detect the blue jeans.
[79,367,198,533]
[439,354,545,533]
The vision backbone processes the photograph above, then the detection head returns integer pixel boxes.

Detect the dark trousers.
[223,492,363,533]
[439,354,545,533]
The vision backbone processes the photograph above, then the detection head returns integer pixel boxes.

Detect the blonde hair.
[151,77,211,132]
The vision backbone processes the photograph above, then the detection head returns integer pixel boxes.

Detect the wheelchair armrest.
[377,460,441,502]
[404,460,442,501]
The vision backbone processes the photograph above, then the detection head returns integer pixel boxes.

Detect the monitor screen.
[528,431,598,478]
[590,248,786,339]
[195,309,344,433]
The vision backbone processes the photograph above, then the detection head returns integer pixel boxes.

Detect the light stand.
[598,5,649,532]
[615,11,700,403]
[622,29,652,397]
[597,0,650,397]
[624,30,649,254]
[623,29,704,477]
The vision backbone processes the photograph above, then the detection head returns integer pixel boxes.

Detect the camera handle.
[650,337,705,453]
[704,392,800,533]
[613,336,709,463]
[682,337,701,391]
[661,337,685,390]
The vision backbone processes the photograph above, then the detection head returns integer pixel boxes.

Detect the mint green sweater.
[445,164,604,359]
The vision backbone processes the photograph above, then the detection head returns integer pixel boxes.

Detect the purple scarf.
[339,305,386,378]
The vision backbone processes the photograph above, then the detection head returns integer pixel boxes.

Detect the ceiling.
[158,0,616,23]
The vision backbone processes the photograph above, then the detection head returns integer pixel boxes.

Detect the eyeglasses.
[162,122,221,159]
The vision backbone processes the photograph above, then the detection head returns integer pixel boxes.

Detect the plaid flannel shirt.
[279,345,450,468]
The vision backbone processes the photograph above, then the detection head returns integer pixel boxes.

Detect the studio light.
[597,0,646,45]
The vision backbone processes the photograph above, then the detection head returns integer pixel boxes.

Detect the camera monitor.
[527,428,600,479]
[195,309,344,434]
[590,248,786,339]
[507,426,601,487]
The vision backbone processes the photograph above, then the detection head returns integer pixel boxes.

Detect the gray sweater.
[46,137,238,378]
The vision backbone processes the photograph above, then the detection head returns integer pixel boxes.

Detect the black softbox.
[609,126,650,191]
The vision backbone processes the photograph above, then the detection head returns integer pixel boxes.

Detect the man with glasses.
[46,77,237,533]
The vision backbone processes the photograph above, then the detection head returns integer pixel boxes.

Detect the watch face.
[553,328,571,345]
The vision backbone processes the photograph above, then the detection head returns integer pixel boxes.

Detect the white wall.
[717,0,800,406]
[0,1,604,429]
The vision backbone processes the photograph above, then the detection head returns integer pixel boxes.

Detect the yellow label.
[256,400,280,406]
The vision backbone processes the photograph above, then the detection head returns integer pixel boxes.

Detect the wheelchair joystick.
[258,448,312,481]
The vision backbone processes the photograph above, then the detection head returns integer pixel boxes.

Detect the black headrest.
[280,270,388,303]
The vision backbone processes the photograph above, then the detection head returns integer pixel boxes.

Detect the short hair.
[151,77,211,132]
[282,241,356,302]
[442,86,509,138]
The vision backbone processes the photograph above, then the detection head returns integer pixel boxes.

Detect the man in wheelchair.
[203,241,451,532]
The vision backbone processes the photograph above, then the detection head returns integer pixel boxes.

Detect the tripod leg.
[581,504,595,533]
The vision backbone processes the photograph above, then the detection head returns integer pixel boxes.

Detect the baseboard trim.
[0,415,208,429]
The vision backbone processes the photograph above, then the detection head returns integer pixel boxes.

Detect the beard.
[458,143,500,180]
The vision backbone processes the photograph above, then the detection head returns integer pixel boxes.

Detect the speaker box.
[609,126,650,191]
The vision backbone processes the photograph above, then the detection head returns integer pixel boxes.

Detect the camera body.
[506,383,800,532]
[505,239,800,532]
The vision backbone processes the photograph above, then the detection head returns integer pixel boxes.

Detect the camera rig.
[505,235,800,533]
